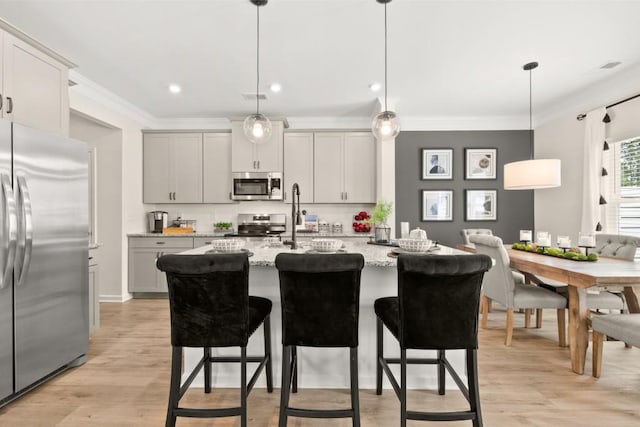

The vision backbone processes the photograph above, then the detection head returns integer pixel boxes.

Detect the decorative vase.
[375,226,391,243]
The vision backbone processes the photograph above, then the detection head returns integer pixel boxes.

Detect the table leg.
[622,286,640,313]
[568,286,589,374]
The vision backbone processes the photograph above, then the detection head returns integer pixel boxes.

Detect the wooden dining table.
[506,247,640,374]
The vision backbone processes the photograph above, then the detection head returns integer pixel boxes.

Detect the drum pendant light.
[372,0,400,141]
[504,62,561,190]
[243,0,272,144]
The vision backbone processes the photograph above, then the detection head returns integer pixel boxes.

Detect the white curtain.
[580,107,607,233]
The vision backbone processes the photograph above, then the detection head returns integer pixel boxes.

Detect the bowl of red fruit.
[352,211,371,233]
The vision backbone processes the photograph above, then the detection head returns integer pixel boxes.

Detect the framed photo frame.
[465,148,497,180]
[465,189,497,221]
[422,148,453,180]
[422,190,453,221]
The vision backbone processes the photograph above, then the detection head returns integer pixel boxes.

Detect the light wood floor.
[1,299,639,426]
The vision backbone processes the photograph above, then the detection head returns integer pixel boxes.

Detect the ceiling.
[1,0,640,127]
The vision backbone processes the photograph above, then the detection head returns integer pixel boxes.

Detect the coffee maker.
[148,211,168,233]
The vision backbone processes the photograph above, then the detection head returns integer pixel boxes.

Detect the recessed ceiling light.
[168,84,181,94]
[369,82,381,92]
[269,83,282,93]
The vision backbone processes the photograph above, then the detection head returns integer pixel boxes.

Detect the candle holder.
[579,245,596,256]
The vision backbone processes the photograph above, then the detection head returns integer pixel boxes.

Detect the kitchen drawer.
[129,237,194,248]
[193,237,217,247]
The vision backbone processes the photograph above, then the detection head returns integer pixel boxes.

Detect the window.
[604,137,640,258]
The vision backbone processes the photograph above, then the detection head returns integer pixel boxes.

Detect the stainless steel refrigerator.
[0,119,89,404]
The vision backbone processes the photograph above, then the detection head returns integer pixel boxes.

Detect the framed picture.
[465,148,497,179]
[422,148,453,180]
[422,190,453,221]
[465,189,497,221]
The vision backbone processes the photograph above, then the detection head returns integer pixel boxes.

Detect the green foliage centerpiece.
[367,199,393,243]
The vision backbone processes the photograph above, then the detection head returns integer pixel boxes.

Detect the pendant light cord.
[256,5,260,115]
[384,1,388,112]
[528,66,532,147]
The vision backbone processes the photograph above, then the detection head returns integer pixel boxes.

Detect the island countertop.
[180,239,466,267]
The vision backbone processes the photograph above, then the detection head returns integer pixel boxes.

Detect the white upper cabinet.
[0,30,71,136]
[231,120,284,172]
[283,132,314,204]
[203,133,233,203]
[314,132,375,204]
[143,133,203,203]
[343,132,376,203]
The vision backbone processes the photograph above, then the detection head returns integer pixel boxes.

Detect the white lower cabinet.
[128,237,194,294]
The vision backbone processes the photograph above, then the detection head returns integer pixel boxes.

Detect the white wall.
[535,95,640,240]
[69,89,146,302]
[70,113,123,302]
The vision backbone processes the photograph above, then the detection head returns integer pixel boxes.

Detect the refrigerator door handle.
[0,173,17,289]
[15,175,33,287]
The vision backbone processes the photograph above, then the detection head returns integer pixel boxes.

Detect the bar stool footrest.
[287,407,355,419]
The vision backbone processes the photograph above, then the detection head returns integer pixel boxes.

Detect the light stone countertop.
[128,232,373,238]
[180,240,467,268]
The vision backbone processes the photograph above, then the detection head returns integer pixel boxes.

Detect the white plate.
[391,246,440,255]
[305,249,347,255]
[206,248,253,257]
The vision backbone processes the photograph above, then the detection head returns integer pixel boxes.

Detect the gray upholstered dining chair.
[469,234,567,346]
[460,228,493,246]
[592,313,640,377]
[594,233,640,260]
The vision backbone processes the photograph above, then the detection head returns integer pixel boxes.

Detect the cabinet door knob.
[6,97,12,114]
[156,241,166,245]
[345,192,347,200]
[257,160,260,169]
[0,95,3,112]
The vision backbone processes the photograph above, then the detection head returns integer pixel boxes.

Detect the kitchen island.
[178,240,468,390]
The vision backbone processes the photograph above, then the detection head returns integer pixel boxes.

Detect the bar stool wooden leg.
[400,349,407,427]
[204,347,211,394]
[263,316,273,392]
[467,349,483,427]
[291,346,298,393]
[165,347,182,427]
[240,347,247,427]
[350,347,360,427]
[278,346,291,427]
[437,349,445,395]
[524,308,531,328]
[376,317,383,395]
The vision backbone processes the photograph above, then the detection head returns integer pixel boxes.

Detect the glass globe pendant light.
[243,0,272,144]
[372,0,400,140]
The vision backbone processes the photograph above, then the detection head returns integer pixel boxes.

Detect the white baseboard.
[99,294,132,303]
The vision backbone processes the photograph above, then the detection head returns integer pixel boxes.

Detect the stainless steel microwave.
[231,172,283,201]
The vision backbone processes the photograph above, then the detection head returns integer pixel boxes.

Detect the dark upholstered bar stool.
[275,253,365,427]
[375,254,492,427]
[156,253,273,427]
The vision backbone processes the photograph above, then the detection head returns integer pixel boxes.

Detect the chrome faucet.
[285,183,302,249]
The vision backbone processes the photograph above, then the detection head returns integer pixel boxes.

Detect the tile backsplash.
[144,202,375,233]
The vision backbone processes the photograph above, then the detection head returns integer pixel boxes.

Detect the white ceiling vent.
[600,61,622,69]
[242,92,267,100]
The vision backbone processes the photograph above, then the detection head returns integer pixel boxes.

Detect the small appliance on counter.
[148,211,168,233]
